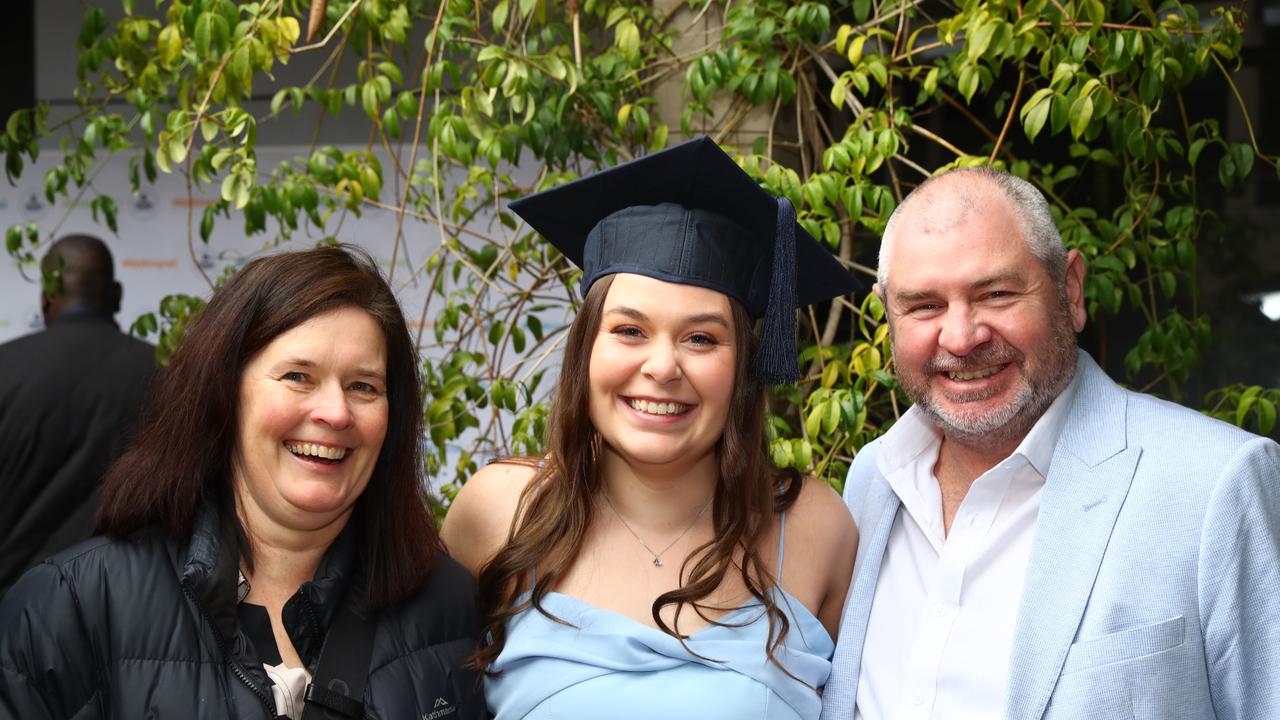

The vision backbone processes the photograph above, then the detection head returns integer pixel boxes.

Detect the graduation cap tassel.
[752,197,800,384]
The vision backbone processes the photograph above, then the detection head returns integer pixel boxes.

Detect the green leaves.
[1217,142,1255,189]
[89,196,119,234]
[1205,385,1280,435]
[1068,94,1094,140]
[1021,88,1054,142]
[611,15,641,65]
[1,0,1269,497]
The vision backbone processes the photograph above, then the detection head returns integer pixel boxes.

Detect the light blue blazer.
[821,352,1280,720]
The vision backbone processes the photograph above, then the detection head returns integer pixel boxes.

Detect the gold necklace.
[601,492,712,567]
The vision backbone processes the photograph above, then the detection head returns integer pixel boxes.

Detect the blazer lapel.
[821,473,900,720]
[1005,354,1141,720]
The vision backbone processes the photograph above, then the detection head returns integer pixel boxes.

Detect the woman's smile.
[622,395,695,418]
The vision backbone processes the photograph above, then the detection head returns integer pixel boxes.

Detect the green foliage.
[5,0,1276,497]
[130,293,207,365]
[1204,385,1280,437]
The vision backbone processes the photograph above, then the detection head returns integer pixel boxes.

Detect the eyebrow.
[604,306,730,328]
[275,358,386,381]
[971,271,1025,291]
[891,271,1026,304]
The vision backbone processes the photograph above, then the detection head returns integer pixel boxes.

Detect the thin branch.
[570,0,583,69]
[1105,158,1160,255]
[990,67,1025,163]
[516,326,569,385]
[807,49,866,116]
[388,0,448,282]
[1212,54,1278,169]
[291,0,363,53]
[940,91,1001,145]
[806,305,826,377]
[414,244,449,348]
[910,123,968,157]
[184,157,214,289]
[1138,371,1169,394]
[893,41,945,64]
[893,152,932,179]
[302,26,350,88]
[308,32,352,152]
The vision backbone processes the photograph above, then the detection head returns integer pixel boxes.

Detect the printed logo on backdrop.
[120,257,179,270]
[20,188,48,220]
[170,196,218,208]
[129,192,157,221]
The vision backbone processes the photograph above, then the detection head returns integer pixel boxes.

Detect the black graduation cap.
[508,136,857,384]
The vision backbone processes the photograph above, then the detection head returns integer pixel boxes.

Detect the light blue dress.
[486,513,834,719]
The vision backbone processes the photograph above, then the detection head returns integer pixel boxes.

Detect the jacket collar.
[49,306,118,327]
[179,500,360,664]
[180,501,243,645]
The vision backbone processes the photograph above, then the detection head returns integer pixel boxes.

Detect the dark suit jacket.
[0,309,155,592]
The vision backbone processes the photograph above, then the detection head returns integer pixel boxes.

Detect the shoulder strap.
[301,575,377,720]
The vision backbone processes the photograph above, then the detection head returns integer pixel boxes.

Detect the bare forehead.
[885,177,1035,291]
[903,176,1000,234]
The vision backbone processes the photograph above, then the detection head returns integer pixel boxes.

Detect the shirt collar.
[1013,365,1080,478]
[876,404,942,477]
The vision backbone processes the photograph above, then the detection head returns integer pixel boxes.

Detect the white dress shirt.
[854,374,1078,720]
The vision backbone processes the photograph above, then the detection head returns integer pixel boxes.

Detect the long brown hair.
[475,273,801,669]
[97,245,439,609]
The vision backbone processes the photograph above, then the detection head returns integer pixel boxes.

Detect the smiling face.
[587,273,737,472]
[880,180,1086,451]
[232,305,389,535]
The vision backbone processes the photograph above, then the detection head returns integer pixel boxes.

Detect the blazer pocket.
[1061,616,1185,676]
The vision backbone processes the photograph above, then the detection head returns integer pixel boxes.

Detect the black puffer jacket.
[0,506,485,720]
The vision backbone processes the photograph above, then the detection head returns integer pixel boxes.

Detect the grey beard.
[893,302,1078,451]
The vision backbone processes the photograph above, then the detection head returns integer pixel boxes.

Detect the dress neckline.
[537,586,832,647]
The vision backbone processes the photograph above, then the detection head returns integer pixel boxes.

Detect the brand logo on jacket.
[422,697,456,720]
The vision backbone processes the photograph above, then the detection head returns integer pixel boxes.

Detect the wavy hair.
[97,245,439,609]
[474,273,801,671]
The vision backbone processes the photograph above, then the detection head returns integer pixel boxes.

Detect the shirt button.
[912,694,926,705]
[933,604,949,617]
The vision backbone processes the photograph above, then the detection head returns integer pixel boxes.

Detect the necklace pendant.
[652,557,663,567]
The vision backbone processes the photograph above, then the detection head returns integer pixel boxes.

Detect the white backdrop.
[0,146,473,346]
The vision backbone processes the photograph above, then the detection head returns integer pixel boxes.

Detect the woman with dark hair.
[0,246,484,720]
[442,138,859,719]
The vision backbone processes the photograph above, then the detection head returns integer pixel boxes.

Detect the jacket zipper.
[180,578,280,717]
[299,588,324,653]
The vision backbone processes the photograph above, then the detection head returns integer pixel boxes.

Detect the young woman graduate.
[442,137,860,720]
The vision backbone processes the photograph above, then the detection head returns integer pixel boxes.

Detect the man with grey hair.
[821,168,1279,720]
[0,234,155,594]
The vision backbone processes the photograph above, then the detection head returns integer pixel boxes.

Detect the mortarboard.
[508,136,858,384]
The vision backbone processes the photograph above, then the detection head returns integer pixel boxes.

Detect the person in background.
[820,167,1280,720]
[0,246,484,720]
[0,234,155,594]
[443,137,859,720]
